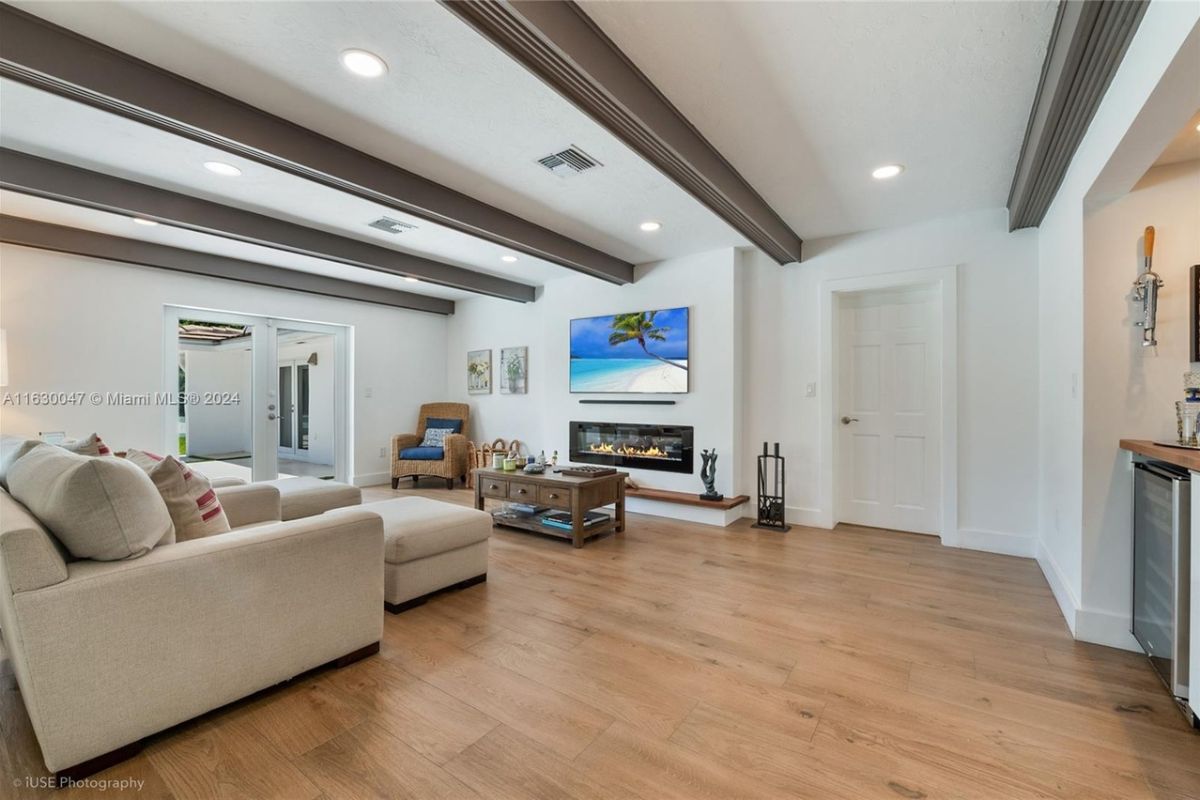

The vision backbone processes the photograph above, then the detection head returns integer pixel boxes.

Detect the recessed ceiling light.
[203,161,242,177]
[501,255,518,263]
[639,221,662,232]
[340,49,388,78]
[871,164,905,180]
[403,277,419,283]
[132,217,158,226]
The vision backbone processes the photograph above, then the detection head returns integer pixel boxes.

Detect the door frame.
[162,305,352,483]
[818,265,959,546]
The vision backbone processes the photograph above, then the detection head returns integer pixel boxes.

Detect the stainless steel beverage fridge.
[1132,459,1191,715]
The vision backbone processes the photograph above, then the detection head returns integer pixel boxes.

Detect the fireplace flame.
[588,442,670,458]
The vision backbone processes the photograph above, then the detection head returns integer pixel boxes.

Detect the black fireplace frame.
[569,421,694,474]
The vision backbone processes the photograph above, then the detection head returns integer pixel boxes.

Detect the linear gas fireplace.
[570,421,694,474]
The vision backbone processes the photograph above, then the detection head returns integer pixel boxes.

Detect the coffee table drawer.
[480,477,508,499]
[538,485,571,510]
[508,481,538,502]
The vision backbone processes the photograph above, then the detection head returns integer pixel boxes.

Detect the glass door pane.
[297,364,311,451]
[278,364,294,451]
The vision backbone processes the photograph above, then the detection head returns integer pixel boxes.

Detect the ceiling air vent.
[367,216,417,234]
[537,145,601,177]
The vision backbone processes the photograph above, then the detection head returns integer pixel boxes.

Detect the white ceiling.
[0,190,476,302]
[579,0,1057,239]
[1154,110,1200,167]
[1,0,1061,288]
[8,0,746,265]
[0,79,562,288]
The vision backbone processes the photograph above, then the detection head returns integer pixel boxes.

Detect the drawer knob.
[489,484,499,490]
[517,488,527,494]
[549,493,559,499]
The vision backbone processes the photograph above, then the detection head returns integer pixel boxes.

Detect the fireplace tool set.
[753,442,790,531]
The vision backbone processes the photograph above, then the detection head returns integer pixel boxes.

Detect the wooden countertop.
[1119,439,1200,471]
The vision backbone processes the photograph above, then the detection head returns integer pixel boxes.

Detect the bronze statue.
[699,449,723,501]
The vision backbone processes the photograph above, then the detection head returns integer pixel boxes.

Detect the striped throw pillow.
[125,449,230,540]
[59,432,112,457]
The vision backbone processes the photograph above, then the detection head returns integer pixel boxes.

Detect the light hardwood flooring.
[2,484,1197,799]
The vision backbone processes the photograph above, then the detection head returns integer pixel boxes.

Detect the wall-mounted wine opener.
[1132,225,1163,347]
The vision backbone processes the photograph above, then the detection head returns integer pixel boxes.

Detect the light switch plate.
[805,382,816,397]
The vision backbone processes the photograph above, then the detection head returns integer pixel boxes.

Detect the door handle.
[840,416,859,425]
[267,413,277,421]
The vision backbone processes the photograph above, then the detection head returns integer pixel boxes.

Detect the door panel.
[838,288,940,534]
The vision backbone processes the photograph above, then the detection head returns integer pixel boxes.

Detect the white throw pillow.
[58,432,113,457]
[421,427,450,448]
[0,435,41,489]
[126,450,230,541]
[7,444,174,561]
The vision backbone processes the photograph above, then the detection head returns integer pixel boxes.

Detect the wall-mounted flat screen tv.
[570,307,689,393]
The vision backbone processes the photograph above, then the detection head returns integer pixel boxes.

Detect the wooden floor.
[2,484,1197,799]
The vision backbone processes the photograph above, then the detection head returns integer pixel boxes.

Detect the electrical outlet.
[378,447,385,458]
[364,386,373,398]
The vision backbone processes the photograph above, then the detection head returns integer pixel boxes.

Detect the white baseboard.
[1036,539,1079,636]
[956,528,1038,558]
[1074,607,1141,652]
[352,471,391,487]
[739,505,829,528]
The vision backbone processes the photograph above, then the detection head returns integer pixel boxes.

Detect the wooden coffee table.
[473,467,626,548]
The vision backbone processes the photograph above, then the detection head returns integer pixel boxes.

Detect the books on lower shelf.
[540,510,610,531]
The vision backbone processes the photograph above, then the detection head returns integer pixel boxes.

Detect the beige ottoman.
[354,496,490,613]
[266,477,362,520]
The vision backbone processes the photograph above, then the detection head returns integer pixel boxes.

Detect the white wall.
[1035,4,1200,646]
[0,245,448,484]
[447,248,743,495]
[184,346,252,457]
[1081,160,1200,645]
[743,208,1040,553]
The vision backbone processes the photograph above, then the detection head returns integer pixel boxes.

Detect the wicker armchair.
[391,403,471,489]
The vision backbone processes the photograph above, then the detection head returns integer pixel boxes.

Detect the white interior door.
[836,287,941,534]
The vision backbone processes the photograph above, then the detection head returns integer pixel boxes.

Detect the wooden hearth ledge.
[625,486,750,510]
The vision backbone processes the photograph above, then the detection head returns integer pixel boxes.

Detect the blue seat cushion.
[399,446,445,460]
[425,417,463,433]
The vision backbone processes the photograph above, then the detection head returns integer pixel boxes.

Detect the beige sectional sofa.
[0,438,384,778]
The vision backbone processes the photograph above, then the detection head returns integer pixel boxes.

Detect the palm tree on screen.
[607,311,687,371]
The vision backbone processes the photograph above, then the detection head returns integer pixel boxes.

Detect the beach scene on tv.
[570,307,689,393]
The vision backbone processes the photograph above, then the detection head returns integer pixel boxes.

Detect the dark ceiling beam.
[1007,0,1148,230]
[0,4,634,285]
[441,0,803,265]
[0,216,455,315]
[0,149,537,303]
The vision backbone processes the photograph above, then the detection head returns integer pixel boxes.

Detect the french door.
[164,306,349,483]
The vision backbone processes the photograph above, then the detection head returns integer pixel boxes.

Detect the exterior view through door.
[837,286,941,535]
[165,307,348,484]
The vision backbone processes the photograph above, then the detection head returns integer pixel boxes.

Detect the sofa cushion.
[0,435,41,489]
[344,496,490,563]
[58,432,113,457]
[425,417,463,433]
[400,446,445,460]
[7,444,174,561]
[127,450,230,541]
[264,477,361,521]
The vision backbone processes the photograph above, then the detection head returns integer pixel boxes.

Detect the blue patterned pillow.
[421,427,450,447]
